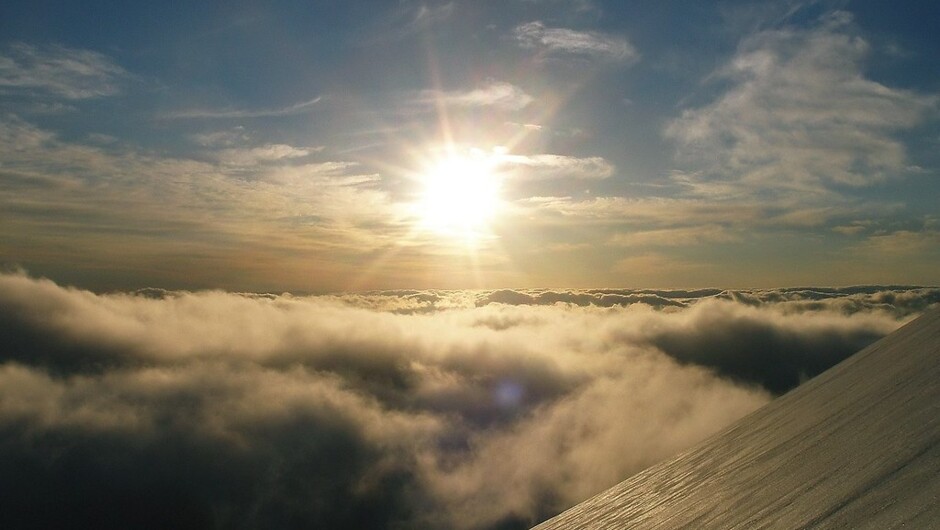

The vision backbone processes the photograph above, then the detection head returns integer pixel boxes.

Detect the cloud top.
[0,273,934,528]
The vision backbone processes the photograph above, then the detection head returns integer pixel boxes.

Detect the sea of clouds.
[1,272,937,529]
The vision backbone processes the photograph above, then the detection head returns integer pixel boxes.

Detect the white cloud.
[215,144,319,166]
[499,153,614,180]
[190,127,251,147]
[0,117,404,283]
[166,96,322,119]
[666,12,936,196]
[505,121,543,131]
[2,273,926,528]
[513,21,639,63]
[518,195,762,226]
[832,223,869,236]
[609,225,738,247]
[416,81,533,110]
[853,229,940,255]
[0,116,54,151]
[0,43,128,99]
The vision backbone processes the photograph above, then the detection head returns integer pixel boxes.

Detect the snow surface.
[534,309,940,529]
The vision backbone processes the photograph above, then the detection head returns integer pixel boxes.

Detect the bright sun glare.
[415,150,502,242]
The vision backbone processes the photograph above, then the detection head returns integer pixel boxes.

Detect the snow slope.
[534,309,940,529]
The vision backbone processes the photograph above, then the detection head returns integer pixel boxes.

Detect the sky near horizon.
[1,0,938,292]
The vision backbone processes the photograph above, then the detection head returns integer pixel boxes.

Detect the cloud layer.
[0,43,128,99]
[1,273,934,529]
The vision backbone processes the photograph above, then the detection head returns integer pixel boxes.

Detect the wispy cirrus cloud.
[499,153,614,180]
[513,21,639,63]
[415,81,534,110]
[520,0,598,14]
[517,193,896,241]
[517,195,762,226]
[666,12,936,197]
[214,144,321,166]
[189,126,252,147]
[0,43,129,100]
[609,225,739,247]
[505,121,543,132]
[852,228,940,256]
[362,1,457,44]
[0,116,402,290]
[165,96,322,119]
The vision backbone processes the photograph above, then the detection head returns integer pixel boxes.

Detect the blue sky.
[1,0,938,292]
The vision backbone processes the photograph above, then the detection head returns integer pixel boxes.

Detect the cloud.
[496,285,940,315]
[0,43,128,100]
[505,121,543,131]
[214,144,318,166]
[0,117,405,290]
[0,115,54,152]
[513,189,901,244]
[499,154,614,180]
[513,21,639,63]
[415,81,534,111]
[666,12,936,197]
[520,0,598,14]
[636,298,897,393]
[518,195,762,226]
[166,96,322,119]
[613,252,707,280]
[190,127,252,147]
[832,220,872,236]
[363,2,458,43]
[478,288,687,310]
[609,225,738,247]
[1,273,933,529]
[852,229,940,256]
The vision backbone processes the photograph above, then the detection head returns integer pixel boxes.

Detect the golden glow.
[413,150,502,242]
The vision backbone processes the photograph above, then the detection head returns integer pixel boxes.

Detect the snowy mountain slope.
[534,309,940,529]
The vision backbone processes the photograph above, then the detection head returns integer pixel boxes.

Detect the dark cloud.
[635,300,891,393]
[0,363,428,530]
[0,273,935,529]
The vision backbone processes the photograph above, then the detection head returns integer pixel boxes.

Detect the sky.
[1,0,939,292]
[3,4,939,526]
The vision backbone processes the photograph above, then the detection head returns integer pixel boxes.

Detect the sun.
[413,150,502,242]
